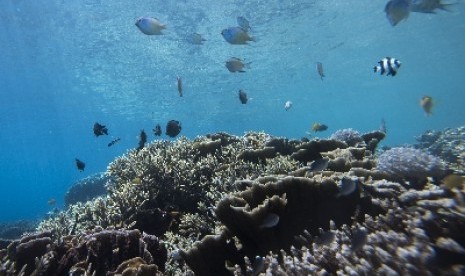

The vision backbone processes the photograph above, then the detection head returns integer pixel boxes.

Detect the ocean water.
[0,0,464,222]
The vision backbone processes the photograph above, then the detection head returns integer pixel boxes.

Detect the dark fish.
[107,137,121,147]
[312,123,328,132]
[351,228,368,251]
[93,122,108,137]
[153,124,162,136]
[75,158,85,171]
[225,57,250,73]
[337,177,357,197]
[166,120,182,138]
[252,256,264,276]
[260,213,280,229]
[239,89,248,104]
[176,76,183,97]
[385,0,410,26]
[137,130,147,151]
[316,62,325,80]
[308,158,330,172]
[374,57,401,76]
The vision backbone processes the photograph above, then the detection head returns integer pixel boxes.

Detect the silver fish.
[135,17,166,35]
[316,62,325,80]
[308,158,330,172]
[284,101,293,111]
[337,177,357,197]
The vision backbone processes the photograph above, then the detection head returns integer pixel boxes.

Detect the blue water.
[1,0,464,222]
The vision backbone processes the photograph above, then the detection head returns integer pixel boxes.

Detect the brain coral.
[377,147,446,180]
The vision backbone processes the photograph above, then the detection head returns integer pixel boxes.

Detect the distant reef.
[1,127,464,275]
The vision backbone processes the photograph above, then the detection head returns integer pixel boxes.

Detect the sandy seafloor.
[0,126,464,275]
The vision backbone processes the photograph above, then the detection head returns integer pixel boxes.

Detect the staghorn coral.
[376,147,447,188]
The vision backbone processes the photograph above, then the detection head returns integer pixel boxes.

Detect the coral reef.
[329,128,364,147]
[0,129,463,275]
[415,126,465,172]
[376,147,447,188]
[64,172,112,207]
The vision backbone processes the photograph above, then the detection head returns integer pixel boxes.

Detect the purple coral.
[377,147,446,180]
[330,128,364,146]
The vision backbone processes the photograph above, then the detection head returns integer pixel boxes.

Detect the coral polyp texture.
[1,129,464,275]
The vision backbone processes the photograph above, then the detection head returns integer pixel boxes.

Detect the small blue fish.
[284,101,293,111]
[385,0,411,26]
[260,213,280,229]
[135,17,166,35]
[221,27,255,44]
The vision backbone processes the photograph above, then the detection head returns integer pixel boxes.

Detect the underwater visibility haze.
[0,0,465,247]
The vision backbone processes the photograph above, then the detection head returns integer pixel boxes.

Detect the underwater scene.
[1,0,465,275]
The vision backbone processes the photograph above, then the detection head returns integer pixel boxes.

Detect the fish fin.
[239,70,246,73]
[245,62,252,68]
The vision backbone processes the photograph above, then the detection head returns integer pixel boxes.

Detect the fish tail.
[373,66,380,73]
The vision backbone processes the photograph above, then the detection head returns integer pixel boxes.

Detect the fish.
[238,89,248,104]
[380,118,387,133]
[308,158,330,172]
[374,57,401,76]
[187,33,206,45]
[411,0,453,13]
[441,174,465,190]
[135,17,166,35]
[153,124,162,136]
[260,213,280,229]
[137,130,147,151]
[312,123,328,132]
[251,256,264,276]
[237,16,251,31]
[176,76,183,97]
[316,62,325,80]
[420,96,434,116]
[93,122,108,137]
[337,177,357,197]
[107,137,121,147]
[75,158,85,171]
[284,101,293,111]
[47,198,56,206]
[385,0,411,26]
[166,120,182,138]
[221,27,255,44]
[225,57,250,73]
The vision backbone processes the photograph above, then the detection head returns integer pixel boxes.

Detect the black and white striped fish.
[374,57,401,76]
